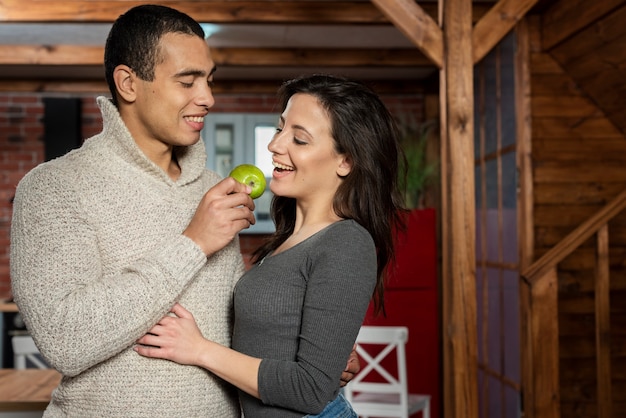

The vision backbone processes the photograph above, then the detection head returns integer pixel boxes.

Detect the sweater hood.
[96,96,208,186]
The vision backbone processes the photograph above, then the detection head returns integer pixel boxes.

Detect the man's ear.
[113,65,137,104]
[337,155,352,177]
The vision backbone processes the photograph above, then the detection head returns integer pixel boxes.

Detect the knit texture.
[232,220,377,417]
[10,97,243,417]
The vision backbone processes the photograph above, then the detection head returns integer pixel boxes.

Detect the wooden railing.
[521,188,626,418]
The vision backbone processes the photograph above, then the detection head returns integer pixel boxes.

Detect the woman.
[135,74,406,417]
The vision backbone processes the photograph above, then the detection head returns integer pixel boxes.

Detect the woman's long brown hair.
[253,74,407,316]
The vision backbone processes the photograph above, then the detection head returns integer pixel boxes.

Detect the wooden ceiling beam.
[472,0,540,63]
[0,0,398,23]
[542,0,626,50]
[0,1,491,24]
[0,45,432,67]
[371,0,443,68]
[210,47,432,67]
[0,45,103,65]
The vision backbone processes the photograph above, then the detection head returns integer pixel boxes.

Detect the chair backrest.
[12,335,48,369]
[345,326,410,411]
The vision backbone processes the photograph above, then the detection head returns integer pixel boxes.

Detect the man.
[10,5,356,417]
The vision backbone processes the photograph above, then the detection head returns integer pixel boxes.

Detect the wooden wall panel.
[529,14,626,417]
[532,247,626,271]
[533,138,626,162]
[548,3,626,135]
[532,117,623,139]
[534,183,626,205]
[559,269,626,293]
[538,225,626,247]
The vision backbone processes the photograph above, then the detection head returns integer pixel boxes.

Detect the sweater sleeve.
[10,166,208,376]
[257,222,377,413]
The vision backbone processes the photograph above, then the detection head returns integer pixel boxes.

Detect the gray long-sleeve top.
[232,220,377,417]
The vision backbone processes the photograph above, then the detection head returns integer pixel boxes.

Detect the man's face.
[128,32,216,155]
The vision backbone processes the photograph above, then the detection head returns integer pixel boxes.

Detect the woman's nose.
[268,131,284,153]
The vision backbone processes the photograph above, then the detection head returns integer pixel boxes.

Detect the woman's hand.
[137,303,262,398]
[340,344,360,386]
[135,303,206,366]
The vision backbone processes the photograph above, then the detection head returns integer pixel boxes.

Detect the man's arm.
[11,171,253,376]
[10,169,206,375]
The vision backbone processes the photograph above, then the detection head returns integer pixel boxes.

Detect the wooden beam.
[595,225,612,418]
[528,268,560,417]
[210,47,432,67]
[440,0,478,417]
[371,0,443,68]
[0,45,432,67]
[515,19,537,418]
[0,45,103,65]
[522,188,626,286]
[0,0,392,23]
[542,0,626,50]
[472,0,540,63]
[0,1,497,24]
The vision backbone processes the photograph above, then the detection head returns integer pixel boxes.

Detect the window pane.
[215,124,233,178]
[254,125,275,222]
[254,125,275,177]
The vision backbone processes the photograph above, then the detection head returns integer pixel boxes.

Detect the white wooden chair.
[344,326,431,418]
[12,335,48,369]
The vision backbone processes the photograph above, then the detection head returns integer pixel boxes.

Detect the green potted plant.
[397,120,439,209]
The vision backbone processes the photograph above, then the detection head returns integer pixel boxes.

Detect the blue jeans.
[305,393,357,418]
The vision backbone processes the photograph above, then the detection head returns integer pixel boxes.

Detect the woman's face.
[268,93,351,204]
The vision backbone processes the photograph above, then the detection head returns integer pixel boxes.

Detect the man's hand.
[340,345,360,387]
[183,177,256,256]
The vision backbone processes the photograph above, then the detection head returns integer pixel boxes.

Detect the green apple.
[229,164,266,199]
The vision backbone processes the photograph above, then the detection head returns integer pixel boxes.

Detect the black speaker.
[43,97,82,161]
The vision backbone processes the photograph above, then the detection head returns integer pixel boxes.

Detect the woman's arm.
[135,303,262,398]
[137,223,372,415]
[135,302,360,399]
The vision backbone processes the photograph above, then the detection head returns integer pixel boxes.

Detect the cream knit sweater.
[10,97,243,417]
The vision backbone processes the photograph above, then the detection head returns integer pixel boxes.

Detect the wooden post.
[595,225,612,418]
[529,268,560,417]
[440,0,478,416]
[515,18,535,418]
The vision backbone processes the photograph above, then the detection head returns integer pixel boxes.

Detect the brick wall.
[0,90,424,299]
